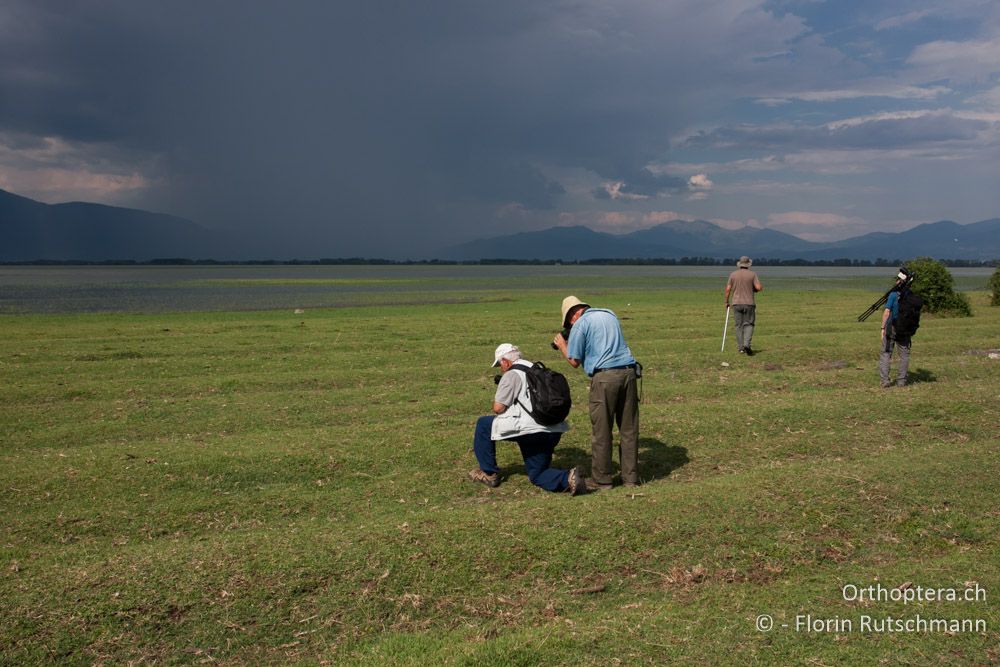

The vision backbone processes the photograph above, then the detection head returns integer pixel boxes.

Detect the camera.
[493,374,502,385]
[550,327,572,350]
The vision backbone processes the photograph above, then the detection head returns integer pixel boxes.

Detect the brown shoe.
[468,469,500,488]
[585,478,613,492]
[567,467,585,496]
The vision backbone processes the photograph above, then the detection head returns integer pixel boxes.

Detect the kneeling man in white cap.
[469,343,584,495]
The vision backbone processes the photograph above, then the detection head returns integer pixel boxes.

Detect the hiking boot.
[744,347,754,356]
[585,478,613,492]
[880,380,892,389]
[567,466,585,496]
[468,469,500,488]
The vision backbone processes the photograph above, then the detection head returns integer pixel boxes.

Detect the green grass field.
[2,274,998,665]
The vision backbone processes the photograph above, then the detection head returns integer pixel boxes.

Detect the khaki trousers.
[588,367,639,485]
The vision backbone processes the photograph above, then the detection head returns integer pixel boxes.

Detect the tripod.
[858,270,914,322]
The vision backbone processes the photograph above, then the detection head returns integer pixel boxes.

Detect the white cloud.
[686,173,713,200]
[874,10,934,31]
[967,85,1000,111]
[688,173,713,189]
[907,39,1000,83]
[822,108,1000,129]
[600,181,650,200]
[754,83,950,105]
[652,156,785,175]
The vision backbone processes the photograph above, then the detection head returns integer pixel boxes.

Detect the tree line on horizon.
[2,257,997,267]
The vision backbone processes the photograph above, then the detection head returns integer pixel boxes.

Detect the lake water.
[0,265,992,314]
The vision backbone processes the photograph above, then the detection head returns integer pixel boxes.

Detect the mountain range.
[2,187,998,261]
[0,188,233,261]
[442,218,1000,262]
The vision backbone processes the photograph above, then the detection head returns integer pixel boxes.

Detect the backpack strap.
[510,361,534,413]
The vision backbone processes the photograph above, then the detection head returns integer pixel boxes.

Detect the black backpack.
[893,289,923,338]
[514,362,572,425]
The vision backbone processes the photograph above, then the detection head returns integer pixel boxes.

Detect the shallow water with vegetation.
[0,264,993,314]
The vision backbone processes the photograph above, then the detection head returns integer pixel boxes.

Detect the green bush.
[988,265,1000,306]
[905,257,972,316]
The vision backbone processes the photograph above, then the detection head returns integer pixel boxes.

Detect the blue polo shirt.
[566,308,636,376]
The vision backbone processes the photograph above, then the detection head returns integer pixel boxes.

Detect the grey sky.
[1,1,998,257]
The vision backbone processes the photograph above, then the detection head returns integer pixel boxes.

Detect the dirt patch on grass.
[817,360,851,370]
[642,560,786,594]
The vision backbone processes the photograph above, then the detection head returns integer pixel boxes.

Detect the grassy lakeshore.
[1,276,998,665]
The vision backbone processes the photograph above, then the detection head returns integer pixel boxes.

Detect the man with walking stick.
[724,256,763,355]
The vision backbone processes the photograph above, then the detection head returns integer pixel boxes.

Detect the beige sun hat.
[737,256,752,268]
[560,295,590,328]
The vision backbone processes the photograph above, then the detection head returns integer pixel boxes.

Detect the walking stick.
[721,304,731,352]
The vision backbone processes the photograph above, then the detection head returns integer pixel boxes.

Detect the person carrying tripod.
[879,269,920,388]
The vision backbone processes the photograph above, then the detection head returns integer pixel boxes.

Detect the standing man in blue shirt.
[553,296,640,489]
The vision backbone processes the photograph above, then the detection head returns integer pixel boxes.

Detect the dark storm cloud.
[0,3,174,144]
[8,1,694,255]
[0,1,833,256]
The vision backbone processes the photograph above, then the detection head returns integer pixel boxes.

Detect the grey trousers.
[879,334,911,386]
[732,304,756,351]
[588,367,639,485]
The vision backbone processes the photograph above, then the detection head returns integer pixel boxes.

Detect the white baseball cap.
[492,343,519,367]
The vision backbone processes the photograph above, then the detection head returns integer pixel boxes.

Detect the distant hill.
[796,219,1000,261]
[442,218,1000,261]
[3,186,998,262]
[0,188,233,261]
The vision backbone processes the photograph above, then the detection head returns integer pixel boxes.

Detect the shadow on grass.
[498,440,689,486]
[639,438,690,481]
[908,367,936,384]
[552,439,690,483]
[550,446,591,472]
